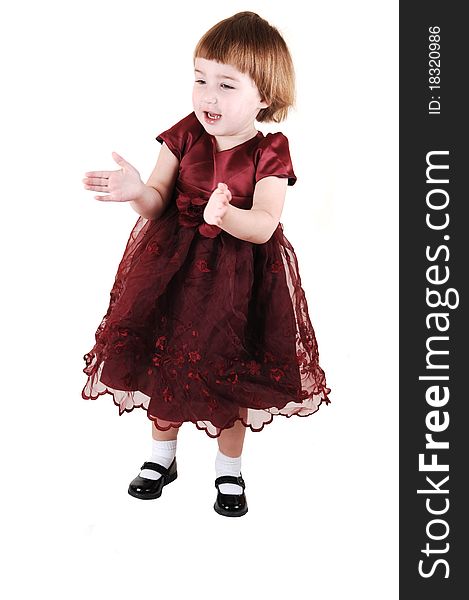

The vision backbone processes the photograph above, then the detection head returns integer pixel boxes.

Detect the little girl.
[82,11,331,517]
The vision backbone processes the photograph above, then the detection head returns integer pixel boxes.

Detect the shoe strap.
[140,461,170,476]
[215,474,245,490]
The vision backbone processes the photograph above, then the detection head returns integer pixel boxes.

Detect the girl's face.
[192,57,269,141]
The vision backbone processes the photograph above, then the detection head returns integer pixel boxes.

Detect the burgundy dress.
[82,111,331,438]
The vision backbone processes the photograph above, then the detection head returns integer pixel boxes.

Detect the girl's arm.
[219,176,288,244]
[130,143,179,220]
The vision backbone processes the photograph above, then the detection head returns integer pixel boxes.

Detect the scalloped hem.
[82,385,329,439]
[81,374,330,439]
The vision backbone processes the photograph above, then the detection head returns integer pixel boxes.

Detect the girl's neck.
[212,129,259,152]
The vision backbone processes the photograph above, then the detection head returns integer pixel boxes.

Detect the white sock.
[215,450,243,494]
[139,438,177,480]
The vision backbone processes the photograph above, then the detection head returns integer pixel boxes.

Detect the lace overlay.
[82,203,330,438]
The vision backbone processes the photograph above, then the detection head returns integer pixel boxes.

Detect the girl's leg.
[139,419,180,480]
[152,419,181,441]
[215,417,247,494]
[217,417,246,456]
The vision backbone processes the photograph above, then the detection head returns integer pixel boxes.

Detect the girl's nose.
[203,87,218,104]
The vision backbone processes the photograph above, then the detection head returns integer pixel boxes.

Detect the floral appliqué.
[176,194,222,238]
[146,241,161,255]
[195,259,211,272]
[271,259,284,273]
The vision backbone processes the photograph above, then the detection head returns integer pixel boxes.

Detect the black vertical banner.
[400,2,467,596]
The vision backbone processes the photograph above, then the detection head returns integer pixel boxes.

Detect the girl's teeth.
[208,112,221,119]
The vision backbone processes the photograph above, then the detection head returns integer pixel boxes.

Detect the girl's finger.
[95,194,115,202]
[85,171,111,178]
[85,184,109,192]
[112,151,128,167]
[84,178,109,187]
[216,183,229,195]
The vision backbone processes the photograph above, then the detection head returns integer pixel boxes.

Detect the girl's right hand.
[83,151,145,202]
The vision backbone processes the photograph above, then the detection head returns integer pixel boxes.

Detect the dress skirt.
[82,200,331,438]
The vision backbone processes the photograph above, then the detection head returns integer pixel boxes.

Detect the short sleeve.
[155,112,204,161]
[254,132,297,186]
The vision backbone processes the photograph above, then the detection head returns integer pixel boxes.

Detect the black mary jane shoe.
[128,457,178,500]
[214,474,248,517]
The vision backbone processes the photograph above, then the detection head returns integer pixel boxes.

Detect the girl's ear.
[259,98,270,109]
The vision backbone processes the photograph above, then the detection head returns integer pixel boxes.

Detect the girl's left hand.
[204,182,232,226]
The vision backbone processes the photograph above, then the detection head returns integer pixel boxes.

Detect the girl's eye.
[194,80,234,90]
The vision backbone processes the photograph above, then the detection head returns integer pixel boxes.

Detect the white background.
[1,1,398,598]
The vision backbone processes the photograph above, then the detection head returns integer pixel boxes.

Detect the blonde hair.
[193,11,295,123]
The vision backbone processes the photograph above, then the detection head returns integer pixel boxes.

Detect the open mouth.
[204,111,222,122]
